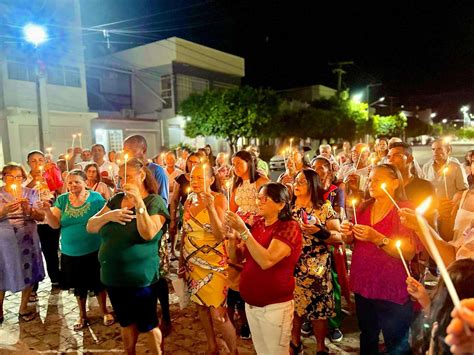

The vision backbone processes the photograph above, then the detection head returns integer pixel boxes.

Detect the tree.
[180,86,280,153]
[405,117,433,138]
[373,112,408,137]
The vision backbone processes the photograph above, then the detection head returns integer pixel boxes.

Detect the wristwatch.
[378,237,390,248]
[137,207,146,215]
[240,229,250,242]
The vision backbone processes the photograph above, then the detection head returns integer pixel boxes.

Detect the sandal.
[103,313,115,326]
[28,293,38,303]
[73,317,89,331]
[18,311,36,322]
[290,342,303,355]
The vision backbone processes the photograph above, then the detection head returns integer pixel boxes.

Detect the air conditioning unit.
[121,109,135,118]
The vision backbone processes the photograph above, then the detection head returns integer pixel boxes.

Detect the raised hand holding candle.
[351,198,358,224]
[380,183,401,211]
[416,197,461,307]
[355,147,367,170]
[442,166,449,199]
[395,240,411,277]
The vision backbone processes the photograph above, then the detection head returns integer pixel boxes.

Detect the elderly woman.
[290,169,341,355]
[0,163,45,322]
[41,169,114,330]
[87,158,169,354]
[178,164,237,354]
[84,162,111,200]
[225,182,302,355]
[341,164,421,354]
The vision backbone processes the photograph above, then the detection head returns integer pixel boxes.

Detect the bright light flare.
[23,23,48,46]
[416,196,432,215]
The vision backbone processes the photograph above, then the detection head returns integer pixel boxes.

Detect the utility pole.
[328,61,354,92]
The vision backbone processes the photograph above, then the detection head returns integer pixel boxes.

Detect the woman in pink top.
[341,164,420,355]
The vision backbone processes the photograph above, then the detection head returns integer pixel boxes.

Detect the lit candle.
[11,184,18,200]
[72,134,76,148]
[395,240,411,277]
[65,154,70,173]
[380,183,401,211]
[355,147,367,170]
[442,166,449,199]
[46,147,52,155]
[124,154,129,186]
[203,164,207,192]
[226,180,232,210]
[289,138,293,153]
[78,132,82,149]
[351,198,358,224]
[332,145,337,156]
[416,197,461,308]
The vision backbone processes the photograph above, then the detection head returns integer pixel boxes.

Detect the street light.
[351,93,363,103]
[23,23,47,47]
[430,112,437,119]
[23,23,49,152]
[369,96,385,106]
[442,118,448,124]
[461,105,471,128]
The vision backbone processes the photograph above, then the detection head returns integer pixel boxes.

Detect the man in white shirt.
[422,138,468,200]
[91,144,118,188]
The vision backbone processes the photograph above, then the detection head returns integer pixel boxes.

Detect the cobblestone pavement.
[0,262,360,354]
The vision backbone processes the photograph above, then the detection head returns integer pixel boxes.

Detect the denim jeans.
[355,293,413,355]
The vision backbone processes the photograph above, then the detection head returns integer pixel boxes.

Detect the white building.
[87,37,245,155]
[0,0,96,165]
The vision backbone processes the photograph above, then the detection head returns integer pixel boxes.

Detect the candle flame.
[416,196,432,215]
[46,147,52,152]
[72,134,76,138]
[147,159,152,163]
[290,138,293,143]
[396,240,402,248]
[11,184,17,190]
[443,136,452,144]
[124,154,129,161]
[351,198,357,205]
[226,180,232,188]
[443,167,449,174]
[187,187,191,194]
[65,154,70,159]
[116,159,121,164]
[78,132,82,137]
[381,182,387,190]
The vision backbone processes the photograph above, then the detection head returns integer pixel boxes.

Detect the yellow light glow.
[416,196,432,215]
[396,240,401,248]
[381,183,387,190]
[124,154,129,161]
[443,167,449,175]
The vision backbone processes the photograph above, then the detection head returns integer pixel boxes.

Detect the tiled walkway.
[1,272,360,354]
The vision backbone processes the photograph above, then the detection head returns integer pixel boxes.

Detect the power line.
[90,1,211,29]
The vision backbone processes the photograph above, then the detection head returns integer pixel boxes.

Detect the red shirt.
[240,219,302,307]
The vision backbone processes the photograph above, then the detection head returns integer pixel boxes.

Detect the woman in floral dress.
[290,169,342,355]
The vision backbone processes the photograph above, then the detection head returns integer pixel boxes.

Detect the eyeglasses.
[4,174,23,180]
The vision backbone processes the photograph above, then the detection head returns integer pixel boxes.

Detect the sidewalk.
[0,264,360,354]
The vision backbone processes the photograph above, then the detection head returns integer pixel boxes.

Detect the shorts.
[60,251,105,299]
[107,283,159,333]
[227,288,245,311]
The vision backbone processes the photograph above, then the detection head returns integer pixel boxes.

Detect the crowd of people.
[0,134,473,355]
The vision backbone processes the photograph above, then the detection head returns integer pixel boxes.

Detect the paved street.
[0,259,360,354]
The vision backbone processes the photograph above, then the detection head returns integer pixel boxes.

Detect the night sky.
[79,0,473,118]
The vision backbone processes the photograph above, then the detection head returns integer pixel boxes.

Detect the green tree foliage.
[373,112,408,137]
[180,86,280,153]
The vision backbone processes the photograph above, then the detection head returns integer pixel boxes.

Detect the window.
[213,81,238,91]
[7,62,28,81]
[161,75,172,109]
[94,129,123,152]
[7,59,82,88]
[64,66,81,87]
[47,65,81,87]
[176,74,209,105]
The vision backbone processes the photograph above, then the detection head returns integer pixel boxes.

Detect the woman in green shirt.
[41,169,114,330]
[87,158,169,354]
